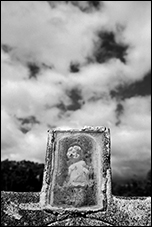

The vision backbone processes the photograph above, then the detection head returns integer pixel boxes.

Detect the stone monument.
[1,127,151,226]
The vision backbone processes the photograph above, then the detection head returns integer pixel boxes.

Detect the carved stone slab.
[40,126,112,211]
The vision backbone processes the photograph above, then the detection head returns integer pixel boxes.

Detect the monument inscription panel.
[40,127,111,211]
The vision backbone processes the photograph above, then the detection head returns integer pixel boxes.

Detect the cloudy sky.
[1,1,151,180]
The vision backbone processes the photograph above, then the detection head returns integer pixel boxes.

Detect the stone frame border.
[40,126,112,211]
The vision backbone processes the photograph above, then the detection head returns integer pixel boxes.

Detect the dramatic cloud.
[1,1,151,179]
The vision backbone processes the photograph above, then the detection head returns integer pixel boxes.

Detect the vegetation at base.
[1,160,44,192]
[112,171,151,197]
[1,160,151,196]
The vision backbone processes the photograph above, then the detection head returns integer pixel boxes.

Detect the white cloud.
[70,60,128,101]
[120,96,151,130]
[1,1,151,78]
[102,1,151,80]
[1,109,20,149]
[1,1,151,178]
[111,96,151,178]
[1,1,105,73]
[60,99,117,127]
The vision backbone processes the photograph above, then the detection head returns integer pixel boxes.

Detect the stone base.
[1,192,151,226]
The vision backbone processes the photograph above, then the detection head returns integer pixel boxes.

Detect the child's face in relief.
[67,145,82,164]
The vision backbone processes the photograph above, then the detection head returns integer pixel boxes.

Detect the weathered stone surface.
[1,192,151,226]
[40,127,112,212]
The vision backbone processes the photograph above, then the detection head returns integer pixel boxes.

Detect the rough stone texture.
[1,127,151,226]
[40,126,112,212]
[1,192,151,226]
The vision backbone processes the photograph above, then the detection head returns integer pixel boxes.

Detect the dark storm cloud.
[1,44,13,53]
[110,71,151,100]
[113,158,151,182]
[90,31,129,64]
[27,63,40,79]
[56,88,84,114]
[17,116,40,134]
[67,1,102,12]
[70,62,80,73]
[27,62,53,79]
[67,88,84,110]
[47,1,102,12]
[115,103,124,126]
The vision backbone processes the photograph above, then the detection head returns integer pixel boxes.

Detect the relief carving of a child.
[66,145,90,187]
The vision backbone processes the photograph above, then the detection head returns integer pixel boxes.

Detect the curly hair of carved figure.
[67,145,82,159]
